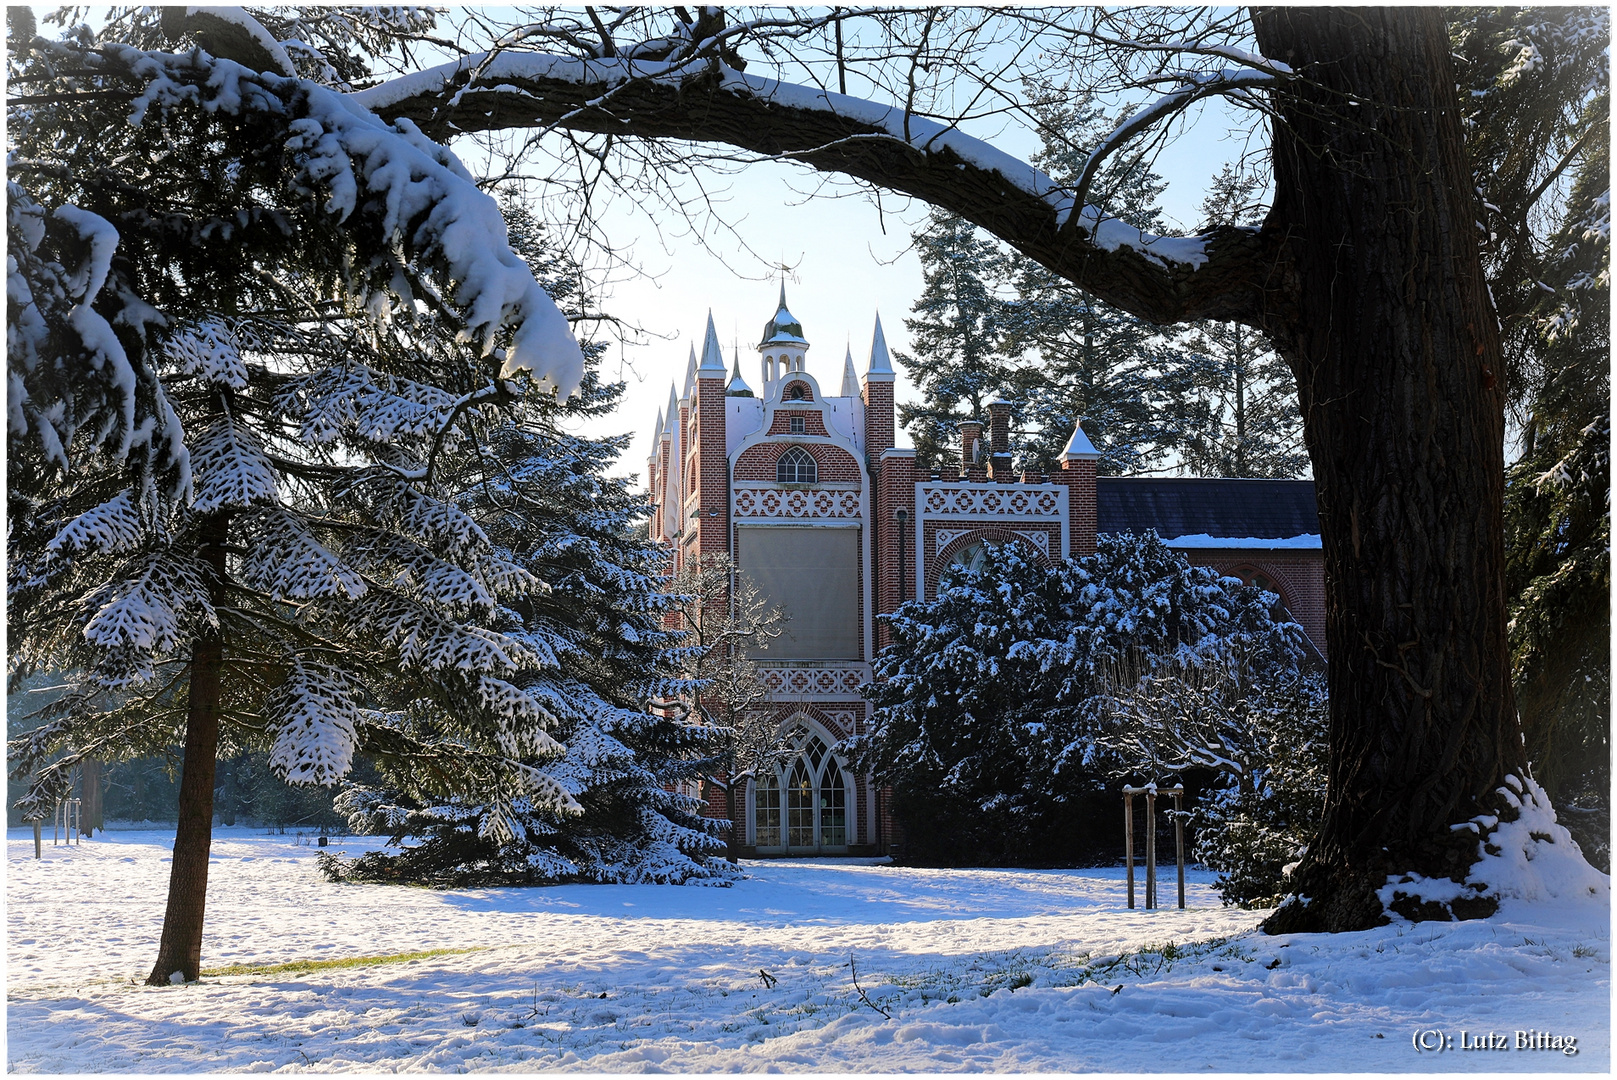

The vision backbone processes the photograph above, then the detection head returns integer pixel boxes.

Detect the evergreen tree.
[1163,165,1308,478]
[1501,86,1610,869]
[893,208,1014,472]
[7,21,586,983]
[1000,96,1182,474]
[324,373,734,886]
[1453,7,1609,866]
[858,534,1311,866]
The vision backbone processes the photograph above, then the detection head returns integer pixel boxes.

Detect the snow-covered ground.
[7,826,1609,1072]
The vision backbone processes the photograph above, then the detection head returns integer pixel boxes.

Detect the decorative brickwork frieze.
[732,485,863,520]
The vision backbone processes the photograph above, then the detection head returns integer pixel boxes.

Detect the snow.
[354,54,1215,270]
[8,827,1608,1072]
[121,48,585,396]
[1062,417,1100,460]
[1165,533,1322,550]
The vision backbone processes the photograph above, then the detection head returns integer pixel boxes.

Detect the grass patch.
[201,946,481,978]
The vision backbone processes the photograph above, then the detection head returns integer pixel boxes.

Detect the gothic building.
[647,289,1325,856]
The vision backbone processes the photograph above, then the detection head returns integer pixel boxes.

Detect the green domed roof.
[759,282,809,347]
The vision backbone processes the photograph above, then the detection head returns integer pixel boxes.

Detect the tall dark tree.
[1165,165,1308,478]
[894,208,1014,472]
[1002,95,1183,474]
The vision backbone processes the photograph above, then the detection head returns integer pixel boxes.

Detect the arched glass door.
[751,724,853,854]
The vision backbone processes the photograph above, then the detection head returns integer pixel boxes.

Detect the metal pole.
[1145,789,1157,910]
[33,820,42,859]
[1174,790,1186,909]
[1124,792,1135,909]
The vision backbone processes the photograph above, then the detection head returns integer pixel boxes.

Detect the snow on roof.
[698,311,727,373]
[1061,418,1099,460]
[726,350,754,397]
[1097,477,1320,542]
[759,282,808,347]
[866,313,895,380]
[1164,533,1321,550]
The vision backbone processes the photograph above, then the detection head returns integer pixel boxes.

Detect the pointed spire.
[681,345,697,400]
[727,349,754,397]
[650,407,664,456]
[698,311,727,374]
[665,383,679,432]
[1062,417,1100,461]
[865,312,895,381]
[840,344,860,397]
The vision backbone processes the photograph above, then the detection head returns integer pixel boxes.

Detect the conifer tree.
[7,20,587,983]
[860,534,1310,866]
[1452,7,1609,864]
[1163,165,1308,478]
[1501,86,1610,865]
[325,196,732,885]
[1000,96,1182,474]
[893,208,1014,472]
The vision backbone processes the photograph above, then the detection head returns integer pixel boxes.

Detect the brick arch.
[780,379,815,401]
[928,526,1055,598]
[1225,562,1292,608]
[734,441,862,483]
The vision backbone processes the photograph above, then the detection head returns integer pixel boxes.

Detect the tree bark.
[145,514,229,985]
[1250,7,1523,932]
[79,759,103,837]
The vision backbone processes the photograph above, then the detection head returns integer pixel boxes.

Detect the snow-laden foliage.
[858,533,1312,867]
[1480,6,1612,869]
[318,198,732,887]
[6,17,589,842]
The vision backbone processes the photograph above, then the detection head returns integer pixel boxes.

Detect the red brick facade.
[648,299,1326,857]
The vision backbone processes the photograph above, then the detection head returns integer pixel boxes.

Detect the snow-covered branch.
[355,42,1279,326]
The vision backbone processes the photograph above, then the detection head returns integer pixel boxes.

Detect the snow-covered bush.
[859,532,1314,868]
[1180,670,1329,907]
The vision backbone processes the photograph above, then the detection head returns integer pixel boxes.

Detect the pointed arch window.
[777,446,817,485]
[751,723,854,853]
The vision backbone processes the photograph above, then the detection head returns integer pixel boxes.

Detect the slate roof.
[1096,477,1319,542]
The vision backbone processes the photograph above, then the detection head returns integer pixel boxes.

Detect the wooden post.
[1123,792,1135,909]
[1145,789,1157,910]
[1174,789,1186,909]
[33,820,42,859]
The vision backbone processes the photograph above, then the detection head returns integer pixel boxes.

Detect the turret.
[758,282,809,397]
[862,313,896,465]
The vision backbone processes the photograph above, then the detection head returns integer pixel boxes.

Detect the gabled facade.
[647,290,1326,856]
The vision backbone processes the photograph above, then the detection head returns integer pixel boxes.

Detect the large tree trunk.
[145,514,229,985]
[1252,8,1525,932]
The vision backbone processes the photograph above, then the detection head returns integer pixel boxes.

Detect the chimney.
[958,419,984,472]
[986,398,1012,481]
